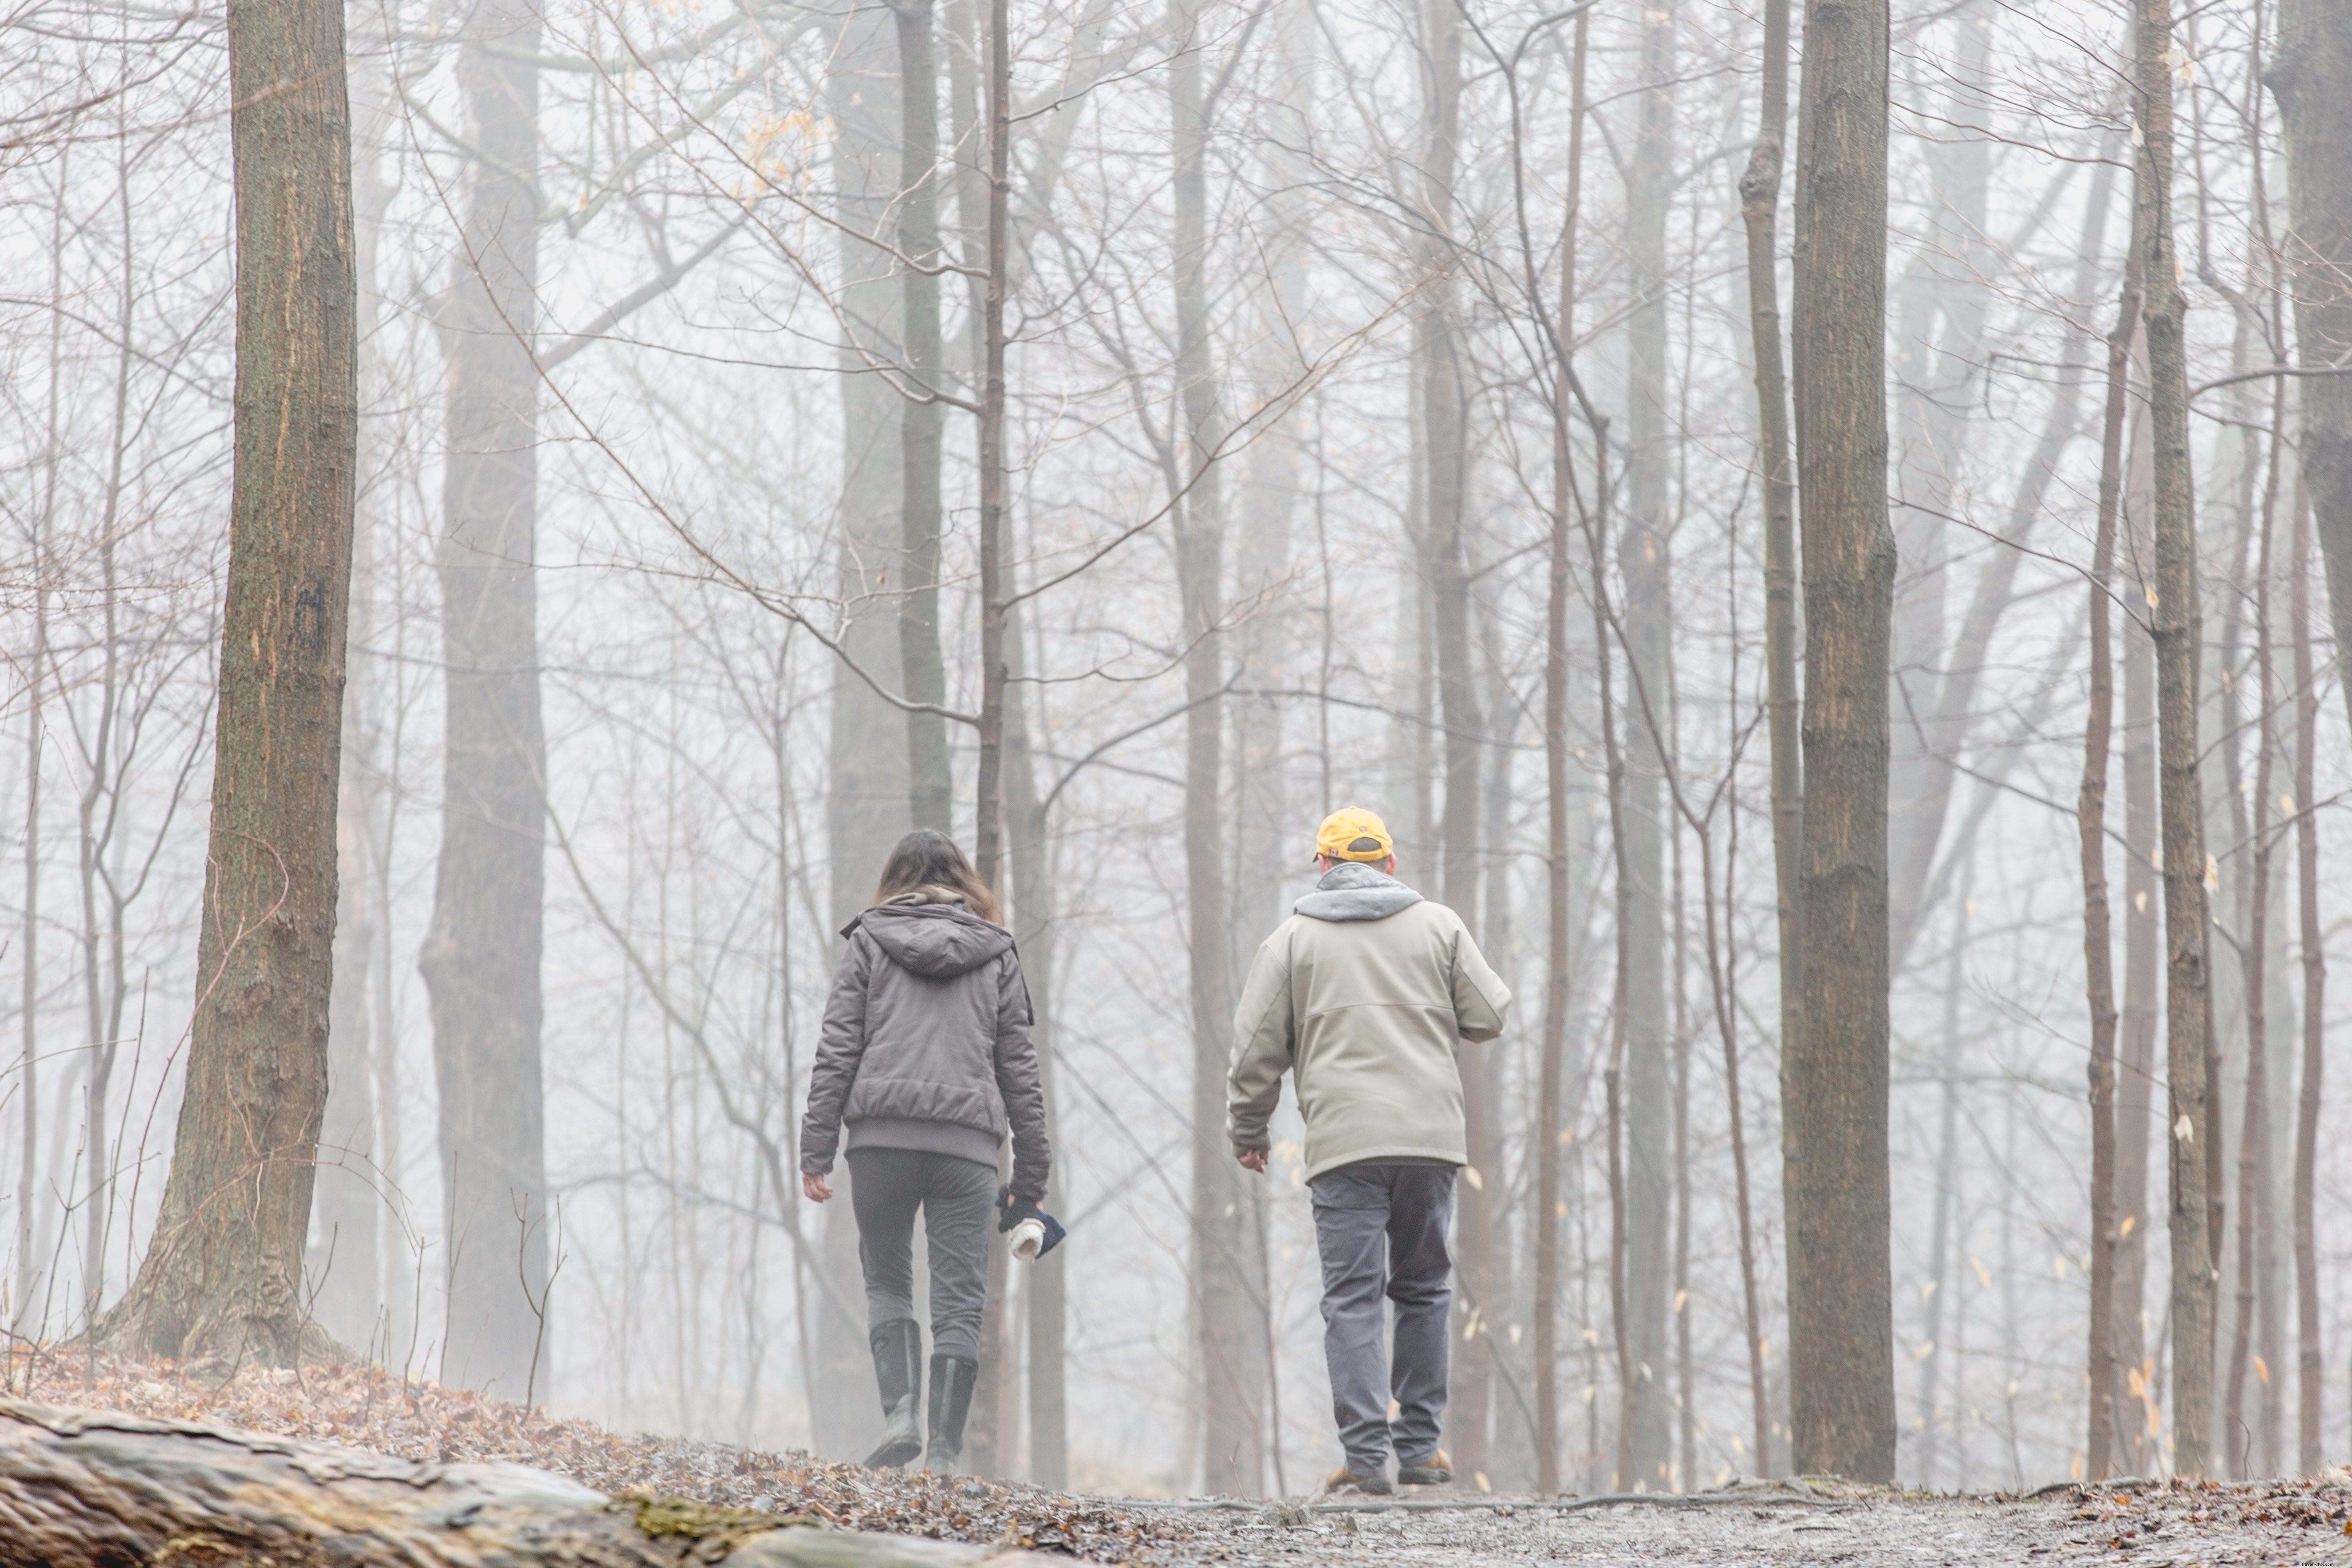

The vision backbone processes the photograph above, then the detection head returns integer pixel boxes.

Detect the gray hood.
[1294,862,1425,922]
[852,903,1014,977]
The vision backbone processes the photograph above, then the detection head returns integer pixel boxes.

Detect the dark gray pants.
[1309,1162,1456,1474]
[846,1147,995,1362]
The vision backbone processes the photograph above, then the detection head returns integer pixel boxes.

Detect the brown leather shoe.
[1323,1463,1395,1496]
[1397,1448,1453,1486]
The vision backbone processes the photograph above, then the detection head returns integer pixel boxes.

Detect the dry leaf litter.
[12,1356,2352,1564]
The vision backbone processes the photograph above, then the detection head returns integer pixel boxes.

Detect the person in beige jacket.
[1228,808,1511,1495]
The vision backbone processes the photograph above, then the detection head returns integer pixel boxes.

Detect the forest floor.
[12,1355,2352,1565]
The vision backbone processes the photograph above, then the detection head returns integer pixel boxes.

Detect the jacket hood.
[852,902,1015,977]
[1294,861,1425,922]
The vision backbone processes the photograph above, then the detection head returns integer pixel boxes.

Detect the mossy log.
[0,1401,1040,1568]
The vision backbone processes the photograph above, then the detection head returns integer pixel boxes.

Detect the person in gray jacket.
[801,830,1050,1472]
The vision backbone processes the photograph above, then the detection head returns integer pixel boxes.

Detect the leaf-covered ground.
[14,1355,2352,1564]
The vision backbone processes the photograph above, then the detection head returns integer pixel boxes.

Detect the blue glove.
[995,1184,1067,1257]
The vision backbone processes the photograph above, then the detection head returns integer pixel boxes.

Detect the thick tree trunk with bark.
[0,1402,1043,1568]
[1784,0,1897,1481]
[2135,0,2218,1480]
[1616,0,1675,1493]
[110,0,355,1364]
[418,0,551,1400]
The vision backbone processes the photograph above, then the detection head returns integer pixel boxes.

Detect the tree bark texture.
[2082,230,2142,1483]
[2135,0,2217,1479]
[418,0,551,1400]
[1784,0,1897,1481]
[2272,0,2352,745]
[895,0,953,834]
[1615,0,1675,1493]
[0,1402,1044,1568]
[113,0,356,1364]
[2289,477,2325,1475]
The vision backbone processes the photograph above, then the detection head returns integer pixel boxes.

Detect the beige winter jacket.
[1226,864,1512,1179]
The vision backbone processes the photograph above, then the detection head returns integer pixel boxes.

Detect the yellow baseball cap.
[1315,807,1394,864]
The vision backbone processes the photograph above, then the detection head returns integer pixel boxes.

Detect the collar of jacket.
[1293,861,1425,922]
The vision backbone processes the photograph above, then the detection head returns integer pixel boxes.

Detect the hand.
[1237,1148,1269,1174]
[803,1172,833,1203]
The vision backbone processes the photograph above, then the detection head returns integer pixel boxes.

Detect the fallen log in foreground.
[0,1399,1041,1568]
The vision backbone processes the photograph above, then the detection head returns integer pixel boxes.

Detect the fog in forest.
[5,0,2350,1502]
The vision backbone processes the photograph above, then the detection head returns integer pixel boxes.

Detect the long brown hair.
[870,829,1001,924]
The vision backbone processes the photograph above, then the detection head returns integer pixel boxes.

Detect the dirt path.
[13,1358,2349,1565]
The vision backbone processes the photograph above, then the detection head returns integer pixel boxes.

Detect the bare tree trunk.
[1416,0,1492,1482]
[418,0,551,1399]
[2289,476,2325,1475]
[2226,370,2289,1478]
[1615,0,1676,1492]
[895,0,952,833]
[2273,0,2352,1477]
[2273,0,2352,749]
[2083,223,2142,1483]
[1784,0,1897,1483]
[815,0,911,1462]
[2136,0,2217,1477]
[311,51,401,1355]
[1533,14,1589,1494]
[1736,0,1793,1474]
[962,0,1013,1471]
[2115,370,2160,1473]
[1005,616,1063,1489]
[111,0,355,1361]
[1169,0,1261,1494]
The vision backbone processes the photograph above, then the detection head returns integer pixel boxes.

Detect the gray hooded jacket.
[800,895,1051,1200]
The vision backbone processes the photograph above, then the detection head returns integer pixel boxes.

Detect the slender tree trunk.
[2116,370,2160,1473]
[961,0,1012,1471]
[1785,0,1897,1482]
[2289,476,2325,1475]
[2273,0,2352,749]
[2136,0,2218,1477]
[1415,0,1493,1482]
[2226,371,2289,1477]
[2083,229,2143,1483]
[815,0,911,1462]
[1615,0,1675,1491]
[1736,0,1793,1474]
[111,0,356,1361]
[1005,619,1063,1489]
[2273,0,2351,1476]
[418,0,551,1399]
[310,54,399,1355]
[1169,0,1261,1493]
[1533,14,1588,1494]
[895,0,952,832]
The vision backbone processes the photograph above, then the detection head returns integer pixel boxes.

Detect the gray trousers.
[1309,1162,1456,1473]
[845,1147,995,1361]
